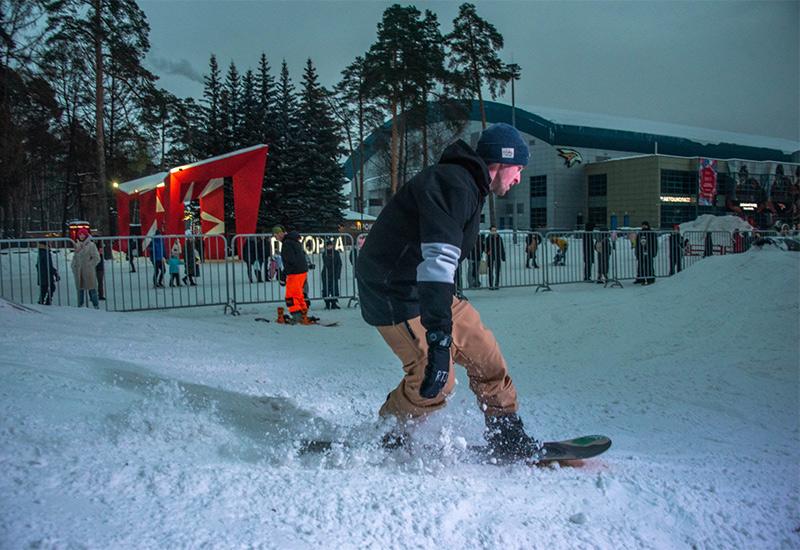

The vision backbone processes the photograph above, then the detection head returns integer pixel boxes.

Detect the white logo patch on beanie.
[501,147,515,159]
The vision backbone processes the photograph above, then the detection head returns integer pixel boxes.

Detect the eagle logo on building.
[557,148,583,168]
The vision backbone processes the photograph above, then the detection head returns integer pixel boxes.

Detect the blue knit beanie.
[476,123,530,166]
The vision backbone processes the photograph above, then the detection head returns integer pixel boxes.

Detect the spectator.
[467,233,484,288]
[321,239,343,309]
[148,230,167,288]
[525,231,541,269]
[95,238,106,300]
[634,221,658,285]
[35,241,59,305]
[703,231,714,258]
[484,225,506,290]
[582,222,595,281]
[71,228,101,308]
[595,231,612,284]
[241,235,259,283]
[732,228,745,254]
[182,233,198,286]
[669,224,685,274]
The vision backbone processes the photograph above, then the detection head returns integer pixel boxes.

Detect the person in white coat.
[71,228,101,308]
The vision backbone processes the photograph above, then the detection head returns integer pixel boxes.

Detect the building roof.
[343,100,799,179]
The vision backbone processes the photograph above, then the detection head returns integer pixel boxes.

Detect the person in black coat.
[634,221,658,285]
[525,232,541,268]
[668,225,684,275]
[595,231,612,283]
[581,223,595,281]
[484,225,506,290]
[36,241,59,305]
[321,239,343,309]
[467,233,484,288]
[242,236,260,283]
[356,123,541,460]
[182,235,198,286]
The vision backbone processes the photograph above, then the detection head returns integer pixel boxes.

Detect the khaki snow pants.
[377,296,518,422]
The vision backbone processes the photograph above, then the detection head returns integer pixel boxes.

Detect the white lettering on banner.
[740,202,758,211]
[270,235,347,256]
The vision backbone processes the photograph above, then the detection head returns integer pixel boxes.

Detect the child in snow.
[168,252,182,287]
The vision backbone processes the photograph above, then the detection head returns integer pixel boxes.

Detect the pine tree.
[263,60,301,229]
[296,58,346,231]
[201,54,224,156]
[223,61,241,149]
[362,4,432,195]
[239,69,260,148]
[255,53,277,229]
[334,56,383,215]
[446,2,514,226]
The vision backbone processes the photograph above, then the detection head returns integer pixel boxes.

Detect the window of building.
[368,198,383,207]
[588,174,607,197]
[516,203,524,214]
[660,170,696,195]
[530,208,547,228]
[530,175,547,198]
[504,202,514,214]
[588,207,606,227]
[660,204,696,228]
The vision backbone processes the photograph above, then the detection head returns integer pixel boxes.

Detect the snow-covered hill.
[1,247,798,548]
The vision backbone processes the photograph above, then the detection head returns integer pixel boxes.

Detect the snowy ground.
[1,246,798,548]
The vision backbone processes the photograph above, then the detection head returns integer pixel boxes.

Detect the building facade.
[344,101,799,230]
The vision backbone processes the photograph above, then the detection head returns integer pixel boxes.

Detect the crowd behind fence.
[1,229,795,314]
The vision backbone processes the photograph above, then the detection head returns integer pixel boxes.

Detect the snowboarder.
[273,225,317,324]
[356,122,542,460]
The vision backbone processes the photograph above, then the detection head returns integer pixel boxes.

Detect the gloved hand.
[420,330,452,398]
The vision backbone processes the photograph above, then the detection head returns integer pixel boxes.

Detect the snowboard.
[298,434,611,464]
[257,317,339,327]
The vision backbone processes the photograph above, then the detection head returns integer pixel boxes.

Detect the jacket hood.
[286,230,302,241]
[438,140,491,197]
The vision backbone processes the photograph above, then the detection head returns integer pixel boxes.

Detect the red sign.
[698,158,718,206]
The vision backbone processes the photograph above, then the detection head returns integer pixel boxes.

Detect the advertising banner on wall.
[698,158,718,206]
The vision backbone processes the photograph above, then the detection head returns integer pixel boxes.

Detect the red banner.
[698,158,718,206]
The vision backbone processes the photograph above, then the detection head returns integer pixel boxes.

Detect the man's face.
[274,231,285,242]
[489,164,524,196]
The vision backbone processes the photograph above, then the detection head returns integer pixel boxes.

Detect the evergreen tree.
[255,53,277,229]
[445,2,513,225]
[296,58,346,231]
[47,0,155,234]
[362,4,432,195]
[334,56,383,215]
[239,69,260,147]
[223,61,241,149]
[201,54,224,156]
[263,60,301,229]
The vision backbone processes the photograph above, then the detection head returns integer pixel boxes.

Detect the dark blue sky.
[139,0,799,142]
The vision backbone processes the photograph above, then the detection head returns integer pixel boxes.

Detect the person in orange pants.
[273,225,316,324]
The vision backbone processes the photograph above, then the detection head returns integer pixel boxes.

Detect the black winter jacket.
[280,231,307,275]
[356,140,490,333]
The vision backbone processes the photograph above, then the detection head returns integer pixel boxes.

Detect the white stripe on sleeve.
[417,242,461,283]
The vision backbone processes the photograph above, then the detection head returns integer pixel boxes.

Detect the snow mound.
[679,214,753,233]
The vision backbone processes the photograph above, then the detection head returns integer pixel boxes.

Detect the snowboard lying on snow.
[299,434,611,464]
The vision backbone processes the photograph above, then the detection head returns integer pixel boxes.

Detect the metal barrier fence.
[229,233,357,311]
[1,229,794,313]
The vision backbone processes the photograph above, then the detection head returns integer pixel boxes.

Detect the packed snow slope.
[1,247,798,549]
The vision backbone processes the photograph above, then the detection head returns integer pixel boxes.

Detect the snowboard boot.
[277,307,295,325]
[484,414,543,461]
